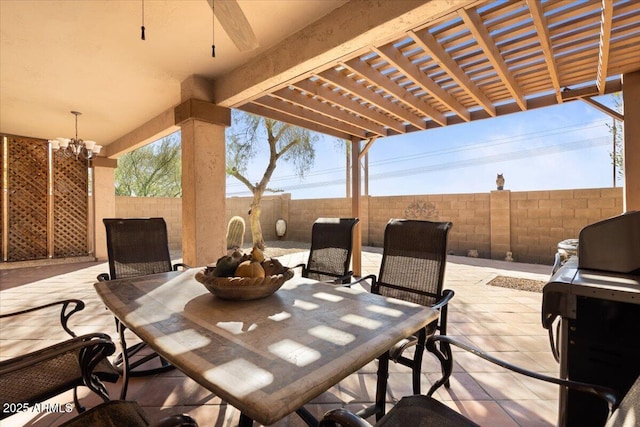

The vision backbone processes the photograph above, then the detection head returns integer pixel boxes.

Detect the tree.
[226,110,318,249]
[115,132,182,197]
[606,93,624,186]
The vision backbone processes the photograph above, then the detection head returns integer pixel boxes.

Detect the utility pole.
[612,117,617,187]
[346,144,351,198]
[364,152,369,196]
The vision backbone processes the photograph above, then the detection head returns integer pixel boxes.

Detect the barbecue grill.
[542,211,640,427]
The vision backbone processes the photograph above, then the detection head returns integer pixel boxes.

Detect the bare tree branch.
[226,111,318,249]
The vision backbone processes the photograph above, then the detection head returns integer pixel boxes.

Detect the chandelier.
[49,111,102,160]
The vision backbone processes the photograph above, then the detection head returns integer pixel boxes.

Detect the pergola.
[1,0,639,271]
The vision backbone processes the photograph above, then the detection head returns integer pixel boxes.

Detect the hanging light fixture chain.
[141,0,146,40]
[211,1,215,57]
[73,111,80,141]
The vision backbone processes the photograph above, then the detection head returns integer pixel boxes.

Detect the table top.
[94,269,439,425]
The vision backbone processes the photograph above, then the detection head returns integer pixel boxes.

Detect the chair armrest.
[425,289,455,336]
[319,408,373,427]
[430,335,621,414]
[292,264,357,287]
[0,333,117,410]
[350,274,377,288]
[77,334,118,402]
[291,263,306,271]
[431,289,454,311]
[173,263,190,271]
[333,271,354,286]
[152,414,199,427]
[0,332,114,374]
[0,299,85,338]
[97,273,110,282]
[315,272,354,286]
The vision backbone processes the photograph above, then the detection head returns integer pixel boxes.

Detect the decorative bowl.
[194,268,294,300]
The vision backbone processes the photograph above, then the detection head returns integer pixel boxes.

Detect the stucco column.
[92,157,118,260]
[622,71,640,211]
[179,101,230,266]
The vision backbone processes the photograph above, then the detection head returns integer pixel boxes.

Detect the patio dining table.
[94,269,439,426]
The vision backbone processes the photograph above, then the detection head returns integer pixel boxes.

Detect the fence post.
[490,190,511,260]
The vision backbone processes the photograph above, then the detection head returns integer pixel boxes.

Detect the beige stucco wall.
[116,186,624,265]
[92,159,117,260]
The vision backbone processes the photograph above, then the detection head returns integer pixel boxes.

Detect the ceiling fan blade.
[206,0,259,52]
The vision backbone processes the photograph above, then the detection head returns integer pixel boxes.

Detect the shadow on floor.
[0,261,104,291]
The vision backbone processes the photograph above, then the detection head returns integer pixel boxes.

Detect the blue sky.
[225,93,622,199]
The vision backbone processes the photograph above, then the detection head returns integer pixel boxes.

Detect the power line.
[227,119,610,189]
[371,121,608,167]
[370,136,608,180]
[227,135,610,195]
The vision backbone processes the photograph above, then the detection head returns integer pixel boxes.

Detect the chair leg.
[239,413,254,427]
[117,320,130,400]
[442,340,452,388]
[412,330,426,395]
[375,352,390,421]
[113,343,174,376]
[72,387,85,413]
[112,319,174,382]
[426,338,453,397]
[295,407,318,426]
[358,351,391,422]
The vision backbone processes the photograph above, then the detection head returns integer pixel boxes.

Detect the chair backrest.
[103,218,173,280]
[605,374,640,427]
[375,219,452,307]
[304,218,359,283]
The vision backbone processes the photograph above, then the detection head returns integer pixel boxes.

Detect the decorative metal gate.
[1,135,89,262]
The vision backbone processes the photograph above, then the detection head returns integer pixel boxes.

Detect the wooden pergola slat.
[459,8,527,111]
[598,0,614,95]
[221,0,640,275]
[374,44,471,122]
[527,0,563,103]
[410,28,497,117]
[220,0,637,147]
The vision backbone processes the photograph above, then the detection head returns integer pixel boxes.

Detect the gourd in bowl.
[196,247,293,300]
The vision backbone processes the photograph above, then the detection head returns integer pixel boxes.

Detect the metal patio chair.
[97,218,189,383]
[58,400,198,427]
[0,299,118,419]
[320,335,639,427]
[294,217,359,285]
[351,219,454,396]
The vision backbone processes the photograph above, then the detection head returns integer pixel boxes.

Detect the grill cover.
[542,211,640,427]
[578,210,640,274]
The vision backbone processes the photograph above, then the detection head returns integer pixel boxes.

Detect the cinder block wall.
[367,193,491,258]
[287,198,353,241]
[226,195,288,244]
[509,188,623,264]
[116,187,623,265]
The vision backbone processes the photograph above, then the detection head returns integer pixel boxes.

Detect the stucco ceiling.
[2,0,640,155]
[0,0,348,144]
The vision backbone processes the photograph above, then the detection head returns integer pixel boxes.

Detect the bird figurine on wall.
[496,173,505,190]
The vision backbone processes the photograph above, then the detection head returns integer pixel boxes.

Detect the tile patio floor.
[1,245,557,427]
